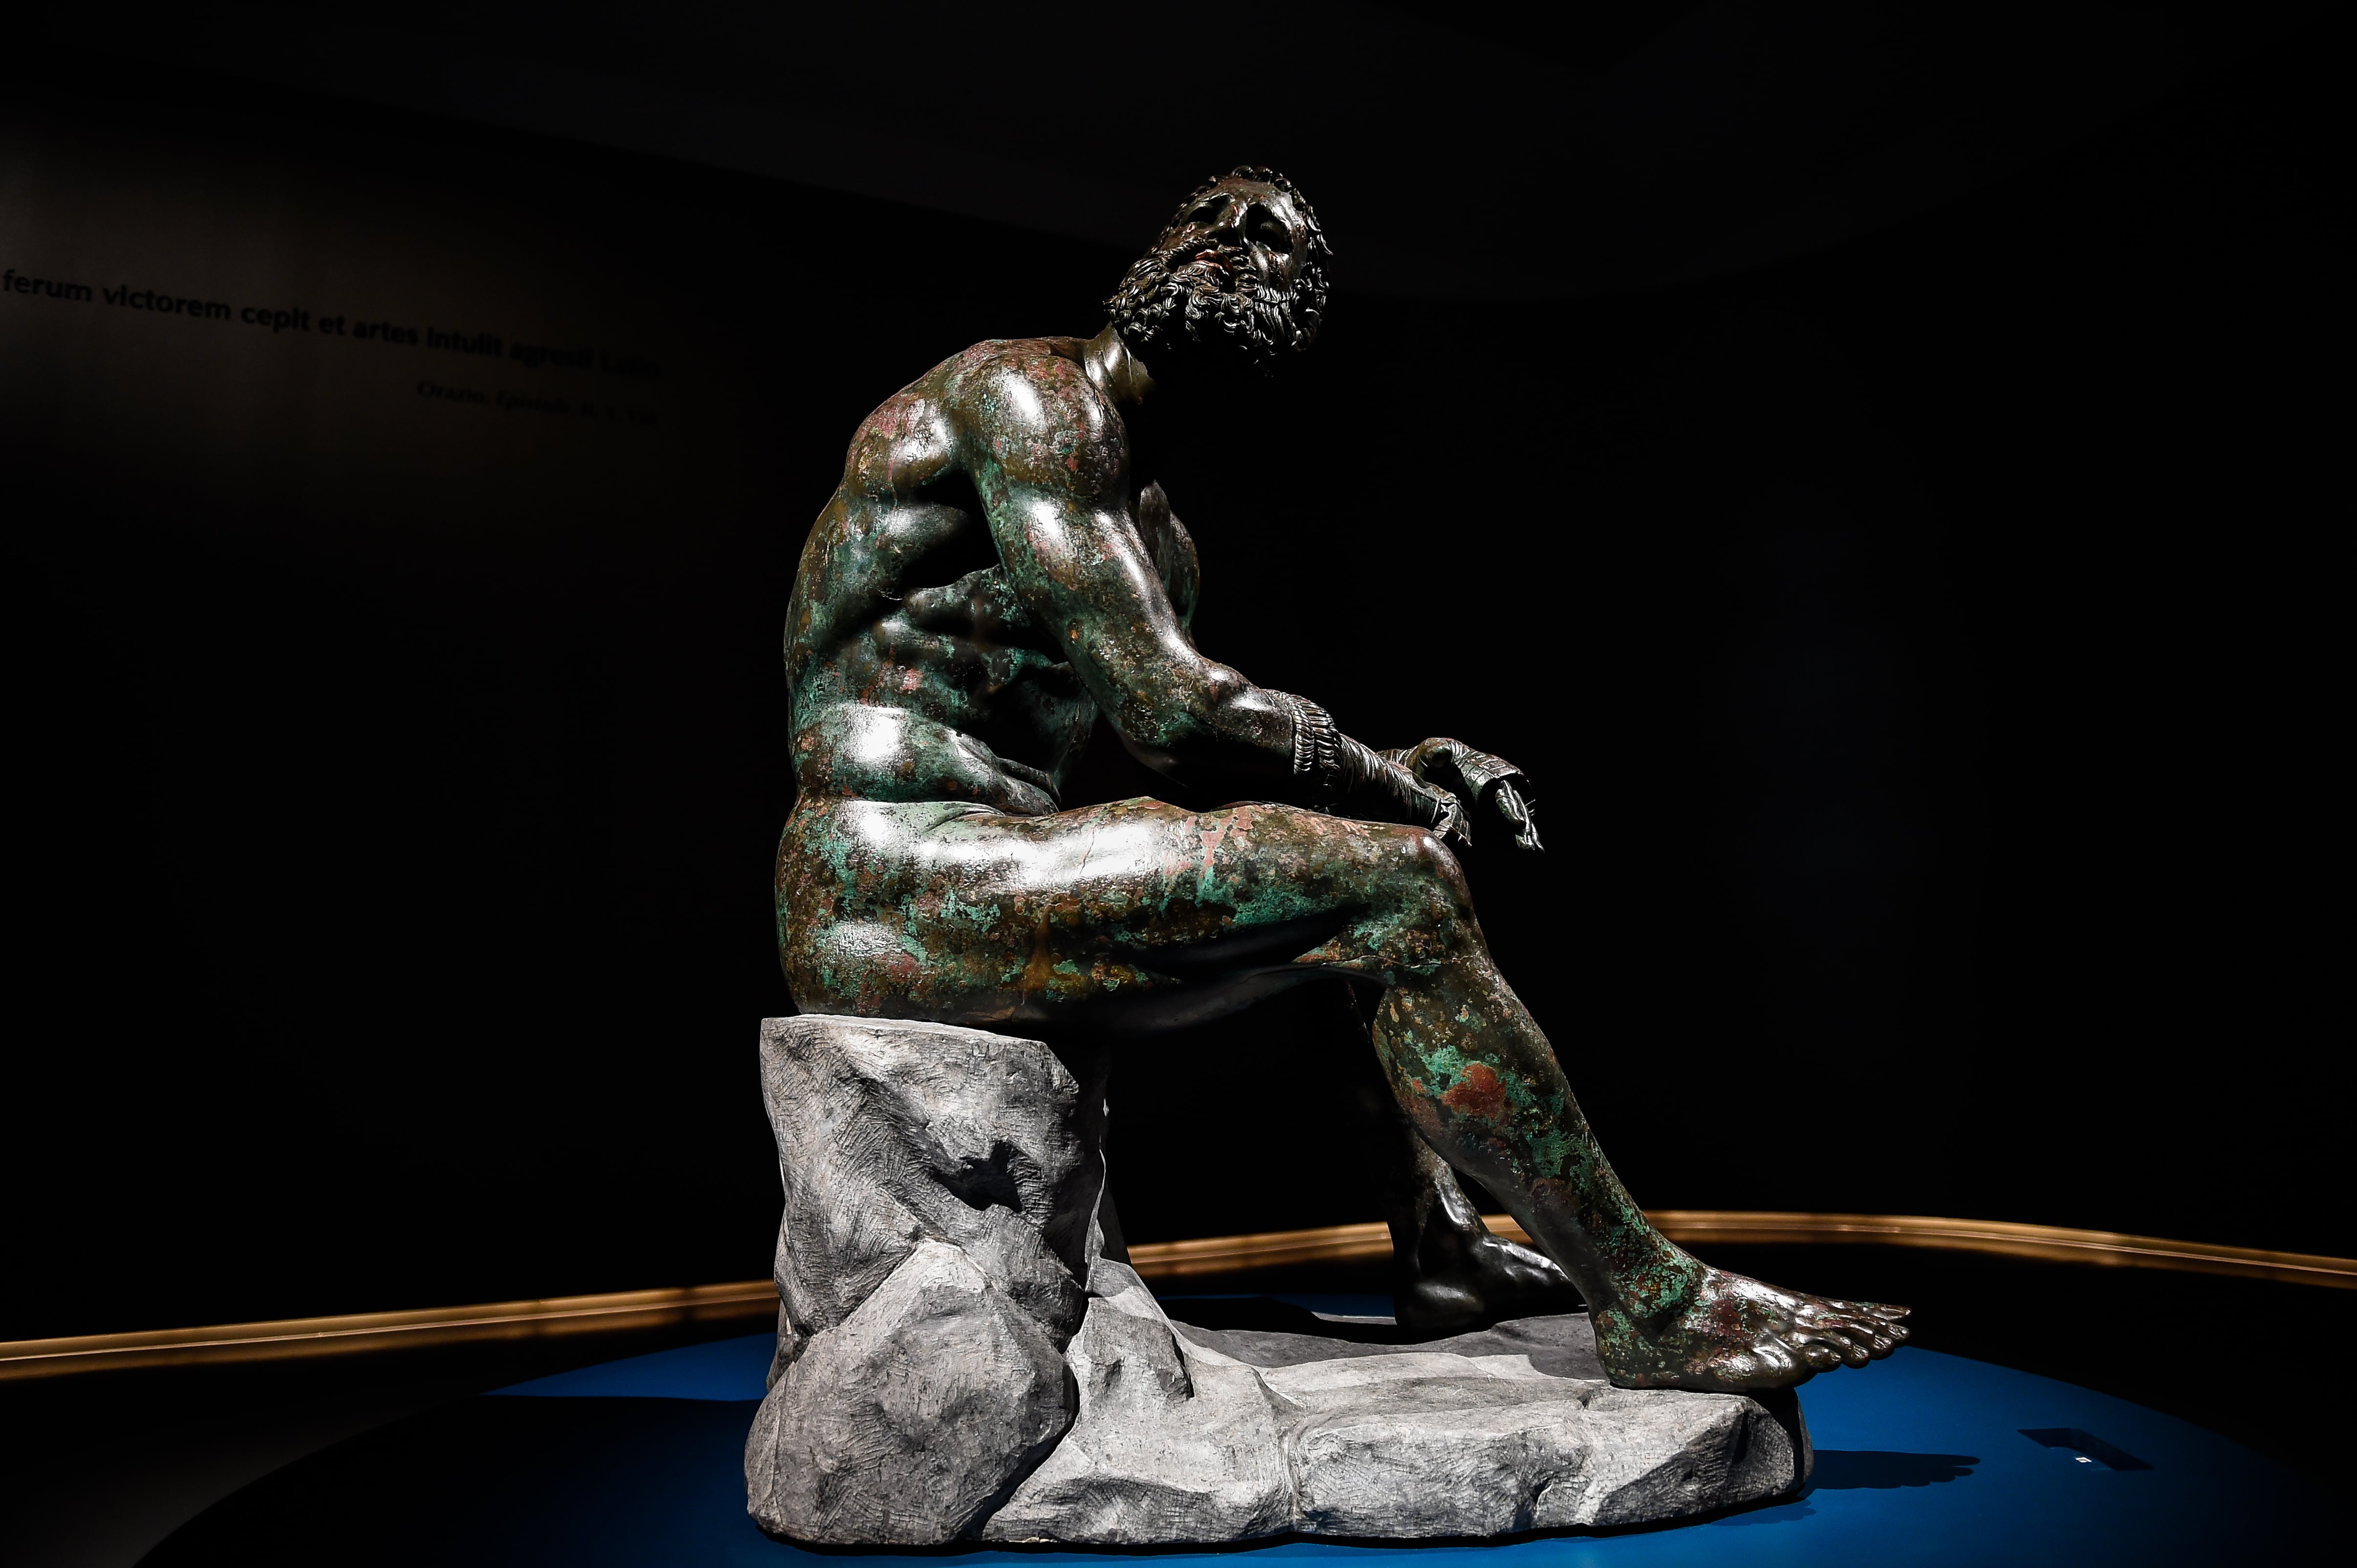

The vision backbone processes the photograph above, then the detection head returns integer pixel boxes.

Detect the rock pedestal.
[745,1015,1810,1546]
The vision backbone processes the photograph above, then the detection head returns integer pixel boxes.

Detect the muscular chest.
[827,379,1188,690]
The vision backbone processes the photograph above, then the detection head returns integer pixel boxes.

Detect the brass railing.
[6,1212,2349,1381]
[1126,1211,2357,1291]
[0,1282,778,1382]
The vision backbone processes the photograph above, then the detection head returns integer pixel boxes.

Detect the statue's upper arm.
[957,355,1193,684]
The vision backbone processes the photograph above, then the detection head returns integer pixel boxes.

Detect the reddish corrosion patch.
[1441,1061,1509,1122]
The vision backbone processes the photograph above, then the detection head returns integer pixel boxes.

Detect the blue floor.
[471,1296,2332,1566]
[149,1297,2331,1566]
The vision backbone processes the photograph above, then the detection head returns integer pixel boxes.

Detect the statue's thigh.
[781,796,1415,1025]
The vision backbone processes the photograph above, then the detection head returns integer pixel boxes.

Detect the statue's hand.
[1340,740,1469,845]
[1383,738,1543,853]
[1398,767,1472,848]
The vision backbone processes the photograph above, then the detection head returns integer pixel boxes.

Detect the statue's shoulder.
[844,339,1121,502]
[842,339,1097,497]
[934,338,1117,444]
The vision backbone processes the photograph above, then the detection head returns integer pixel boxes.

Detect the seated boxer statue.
[776,167,1907,1391]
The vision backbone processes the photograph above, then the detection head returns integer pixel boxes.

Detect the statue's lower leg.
[1336,984,1583,1332]
[1364,952,1908,1393]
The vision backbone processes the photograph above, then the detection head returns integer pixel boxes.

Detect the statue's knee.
[1397,825,1466,886]
[1385,826,1475,927]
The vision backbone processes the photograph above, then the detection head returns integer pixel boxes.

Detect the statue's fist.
[1384,738,1543,853]
[1401,769,1471,848]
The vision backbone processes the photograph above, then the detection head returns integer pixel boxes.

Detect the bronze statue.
[776,167,1907,1391]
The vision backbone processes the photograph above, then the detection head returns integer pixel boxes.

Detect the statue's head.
[1105,168,1332,374]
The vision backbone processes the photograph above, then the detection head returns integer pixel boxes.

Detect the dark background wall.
[2,12,2340,1342]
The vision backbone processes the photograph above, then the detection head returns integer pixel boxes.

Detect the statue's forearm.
[1106,658,1297,785]
[1102,652,1458,831]
[1077,635,1455,838]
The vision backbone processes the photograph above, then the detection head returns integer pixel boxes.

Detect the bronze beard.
[1103,225,1328,371]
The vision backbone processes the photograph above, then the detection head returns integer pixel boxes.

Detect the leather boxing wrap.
[1272,691,1465,840]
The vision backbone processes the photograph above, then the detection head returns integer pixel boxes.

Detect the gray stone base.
[745,1015,1806,1546]
[986,1262,1809,1543]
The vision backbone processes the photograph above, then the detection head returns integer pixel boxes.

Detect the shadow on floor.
[1810,1451,1978,1489]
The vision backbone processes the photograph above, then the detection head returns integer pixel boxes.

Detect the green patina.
[1416,1042,1469,1089]
[1528,1127,1575,1180]
[936,884,1001,931]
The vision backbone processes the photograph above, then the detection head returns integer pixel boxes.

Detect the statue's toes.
[1831,1310,1910,1348]
[1807,1314,1900,1361]
[1791,1336,1846,1372]
[1812,1295,1881,1320]
[1748,1335,1809,1382]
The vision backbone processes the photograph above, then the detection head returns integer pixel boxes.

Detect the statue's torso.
[785,338,1193,816]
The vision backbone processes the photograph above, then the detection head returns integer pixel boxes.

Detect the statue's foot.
[1395,1229,1586,1335]
[1594,1265,1909,1393]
